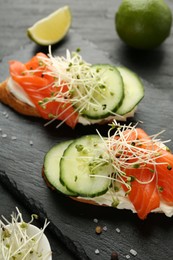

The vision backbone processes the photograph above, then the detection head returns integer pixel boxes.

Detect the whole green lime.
[115,0,172,49]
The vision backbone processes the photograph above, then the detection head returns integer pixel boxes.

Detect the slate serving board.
[0,31,173,260]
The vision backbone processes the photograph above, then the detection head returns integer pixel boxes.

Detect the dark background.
[0,1,173,259]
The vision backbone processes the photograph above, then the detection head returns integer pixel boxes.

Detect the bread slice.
[0,79,40,117]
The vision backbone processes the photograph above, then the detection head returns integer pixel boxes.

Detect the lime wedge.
[27,6,72,45]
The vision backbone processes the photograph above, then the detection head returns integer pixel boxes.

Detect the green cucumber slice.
[73,64,124,119]
[60,135,113,197]
[43,140,76,196]
[116,66,144,115]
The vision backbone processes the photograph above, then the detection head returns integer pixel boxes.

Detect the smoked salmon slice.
[156,149,173,203]
[110,126,173,219]
[9,53,78,128]
[122,165,160,219]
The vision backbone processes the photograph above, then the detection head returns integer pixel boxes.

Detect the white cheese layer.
[7,77,135,123]
[7,78,35,107]
[78,110,136,125]
[78,189,173,217]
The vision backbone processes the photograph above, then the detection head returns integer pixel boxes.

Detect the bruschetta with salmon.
[0,49,144,128]
[43,121,173,220]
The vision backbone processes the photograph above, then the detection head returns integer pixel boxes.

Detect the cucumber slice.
[116,66,144,115]
[43,140,76,196]
[60,135,113,197]
[73,64,124,119]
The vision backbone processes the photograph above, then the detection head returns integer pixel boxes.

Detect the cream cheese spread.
[78,110,136,125]
[7,77,35,107]
[78,189,173,217]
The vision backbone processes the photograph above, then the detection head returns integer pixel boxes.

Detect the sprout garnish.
[33,47,120,127]
[75,120,170,194]
[0,207,51,260]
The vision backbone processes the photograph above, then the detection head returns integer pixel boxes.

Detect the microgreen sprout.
[77,120,170,197]
[0,208,51,260]
[33,47,120,128]
[100,120,170,192]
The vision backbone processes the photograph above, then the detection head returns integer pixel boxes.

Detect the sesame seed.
[0,128,2,132]
[29,140,33,146]
[125,255,130,259]
[95,249,100,255]
[2,134,7,138]
[130,249,137,256]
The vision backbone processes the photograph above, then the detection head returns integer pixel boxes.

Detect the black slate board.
[0,31,173,260]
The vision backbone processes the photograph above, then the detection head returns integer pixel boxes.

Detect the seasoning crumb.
[29,140,33,146]
[115,228,120,233]
[125,255,130,259]
[2,111,7,116]
[95,249,100,255]
[93,218,98,223]
[130,249,137,256]
[95,226,102,234]
[111,251,119,260]
[103,225,107,231]
[11,136,17,140]
[2,134,7,138]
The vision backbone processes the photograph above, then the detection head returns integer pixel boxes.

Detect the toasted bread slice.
[0,79,40,117]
